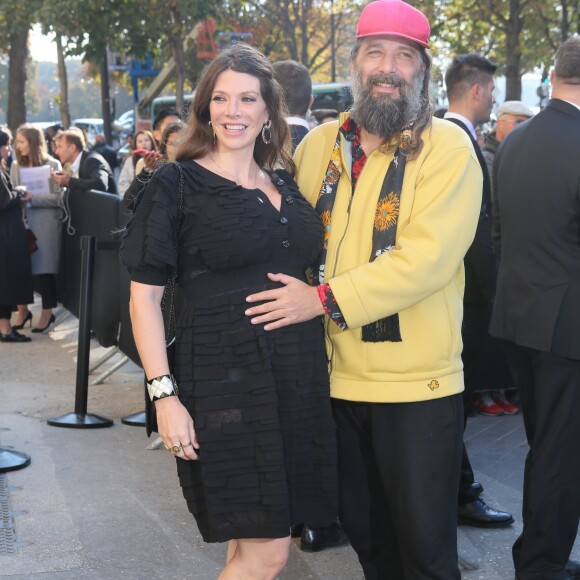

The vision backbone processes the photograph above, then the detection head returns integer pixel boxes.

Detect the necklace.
[209,152,265,189]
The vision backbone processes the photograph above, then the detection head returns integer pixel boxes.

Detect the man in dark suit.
[491,37,580,580]
[273,60,313,151]
[444,53,514,528]
[51,129,117,195]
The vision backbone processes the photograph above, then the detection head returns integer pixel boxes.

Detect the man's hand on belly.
[245,273,325,330]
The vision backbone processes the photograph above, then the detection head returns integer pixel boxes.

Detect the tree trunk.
[504,0,524,101]
[172,39,186,115]
[7,29,28,132]
[100,49,113,144]
[55,33,71,128]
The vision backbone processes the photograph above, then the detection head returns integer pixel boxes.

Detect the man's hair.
[153,108,181,131]
[445,54,497,102]
[554,36,580,84]
[273,60,312,117]
[55,128,86,152]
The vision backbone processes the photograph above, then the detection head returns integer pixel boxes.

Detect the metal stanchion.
[48,236,113,429]
[0,447,30,473]
[121,411,146,426]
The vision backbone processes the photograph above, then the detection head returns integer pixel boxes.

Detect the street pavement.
[1,306,578,579]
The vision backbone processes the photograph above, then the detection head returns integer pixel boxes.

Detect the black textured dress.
[121,160,338,543]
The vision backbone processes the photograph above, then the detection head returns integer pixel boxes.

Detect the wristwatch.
[146,374,179,402]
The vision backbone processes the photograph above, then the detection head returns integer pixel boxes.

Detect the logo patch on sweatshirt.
[427,380,439,391]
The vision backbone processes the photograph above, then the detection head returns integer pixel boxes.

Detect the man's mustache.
[366,74,406,90]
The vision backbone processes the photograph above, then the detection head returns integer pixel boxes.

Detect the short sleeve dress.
[120,160,338,543]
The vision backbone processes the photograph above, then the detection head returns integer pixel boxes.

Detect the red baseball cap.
[356,0,431,49]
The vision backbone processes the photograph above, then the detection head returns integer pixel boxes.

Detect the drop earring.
[261,120,272,145]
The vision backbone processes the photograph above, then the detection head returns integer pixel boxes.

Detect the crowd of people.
[2,0,580,578]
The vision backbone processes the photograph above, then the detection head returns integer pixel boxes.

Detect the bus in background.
[135,94,194,132]
[311,82,352,113]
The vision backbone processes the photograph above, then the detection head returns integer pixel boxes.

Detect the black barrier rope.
[48,236,114,429]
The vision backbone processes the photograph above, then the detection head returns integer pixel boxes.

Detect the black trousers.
[459,303,490,504]
[32,274,57,309]
[332,395,463,580]
[503,341,580,580]
[0,304,13,319]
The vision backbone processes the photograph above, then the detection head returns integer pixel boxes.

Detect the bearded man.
[244,1,482,577]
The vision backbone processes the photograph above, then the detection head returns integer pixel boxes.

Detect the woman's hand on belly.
[245,272,325,330]
[156,397,200,460]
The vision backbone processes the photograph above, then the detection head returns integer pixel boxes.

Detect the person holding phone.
[10,124,62,333]
[117,129,157,197]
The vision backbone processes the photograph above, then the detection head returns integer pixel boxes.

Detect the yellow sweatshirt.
[294,113,482,403]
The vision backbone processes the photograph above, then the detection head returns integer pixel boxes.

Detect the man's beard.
[349,68,425,139]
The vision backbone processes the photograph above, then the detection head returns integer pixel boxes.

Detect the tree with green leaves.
[421,0,578,101]
[218,0,358,80]
[0,1,42,130]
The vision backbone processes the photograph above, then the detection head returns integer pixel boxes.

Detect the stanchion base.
[0,448,31,473]
[121,411,146,426]
[47,413,114,429]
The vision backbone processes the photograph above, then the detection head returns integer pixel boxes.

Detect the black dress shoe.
[0,329,32,343]
[566,559,580,577]
[300,522,349,552]
[458,498,514,528]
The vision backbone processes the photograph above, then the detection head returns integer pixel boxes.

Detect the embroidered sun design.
[320,210,332,244]
[400,129,413,150]
[374,192,400,232]
[327,150,341,184]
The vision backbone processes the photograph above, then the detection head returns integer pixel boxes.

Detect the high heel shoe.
[12,310,33,330]
[0,329,32,343]
[32,314,56,334]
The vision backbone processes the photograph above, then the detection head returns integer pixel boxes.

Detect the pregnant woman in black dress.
[121,44,338,579]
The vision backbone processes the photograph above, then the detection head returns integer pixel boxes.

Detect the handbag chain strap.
[160,162,185,346]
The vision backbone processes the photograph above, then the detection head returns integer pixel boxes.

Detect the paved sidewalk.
[1,307,578,579]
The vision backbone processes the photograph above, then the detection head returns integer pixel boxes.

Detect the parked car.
[72,118,104,147]
[113,110,134,134]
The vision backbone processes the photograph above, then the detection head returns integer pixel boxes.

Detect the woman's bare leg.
[226,539,238,564]
[219,537,290,580]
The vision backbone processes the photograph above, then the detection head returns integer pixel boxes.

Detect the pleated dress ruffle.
[121,160,339,542]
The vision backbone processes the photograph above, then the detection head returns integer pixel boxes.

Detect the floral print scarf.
[314,118,413,343]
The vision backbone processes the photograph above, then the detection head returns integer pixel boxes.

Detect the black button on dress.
[121,160,338,543]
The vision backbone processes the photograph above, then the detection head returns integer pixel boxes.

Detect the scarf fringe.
[362,314,402,343]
